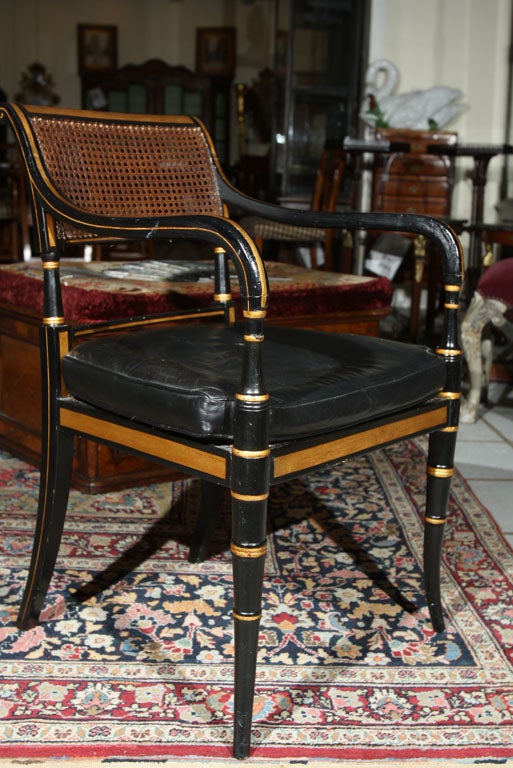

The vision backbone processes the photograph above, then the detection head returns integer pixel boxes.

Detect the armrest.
[220,179,463,287]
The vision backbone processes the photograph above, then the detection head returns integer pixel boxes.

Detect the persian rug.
[1,438,513,761]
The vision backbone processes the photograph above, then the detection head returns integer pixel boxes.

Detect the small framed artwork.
[77,24,118,75]
[196,27,236,78]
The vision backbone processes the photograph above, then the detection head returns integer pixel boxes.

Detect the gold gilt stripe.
[427,466,454,478]
[232,447,270,458]
[436,348,462,356]
[274,406,448,479]
[235,392,269,402]
[42,316,65,325]
[233,612,262,622]
[42,261,59,269]
[438,391,461,400]
[231,490,269,502]
[74,310,225,337]
[243,309,266,319]
[231,543,267,558]
[244,334,263,342]
[214,293,232,302]
[59,408,227,478]
[425,516,446,525]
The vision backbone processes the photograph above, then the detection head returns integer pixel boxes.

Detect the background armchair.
[1,103,463,759]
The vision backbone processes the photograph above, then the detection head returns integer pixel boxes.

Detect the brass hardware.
[425,516,446,525]
[444,284,460,292]
[438,391,461,400]
[42,261,59,270]
[233,612,262,622]
[483,243,495,267]
[214,293,232,302]
[443,301,460,309]
[441,425,458,433]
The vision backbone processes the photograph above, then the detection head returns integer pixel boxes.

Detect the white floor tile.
[482,407,513,443]
[465,479,513,533]
[454,440,513,480]
[457,419,499,442]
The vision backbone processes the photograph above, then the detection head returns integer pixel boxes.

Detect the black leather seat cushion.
[62,325,446,441]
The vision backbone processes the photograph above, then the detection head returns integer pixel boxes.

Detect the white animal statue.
[360,59,467,130]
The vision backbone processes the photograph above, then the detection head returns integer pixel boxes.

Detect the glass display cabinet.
[271,0,369,198]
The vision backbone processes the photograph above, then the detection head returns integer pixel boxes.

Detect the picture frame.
[196,27,236,78]
[77,24,118,75]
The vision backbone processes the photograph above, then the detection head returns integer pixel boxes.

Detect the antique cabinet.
[371,127,457,216]
[271,0,369,197]
[80,59,232,166]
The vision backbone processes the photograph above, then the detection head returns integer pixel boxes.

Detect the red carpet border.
[0,438,512,759]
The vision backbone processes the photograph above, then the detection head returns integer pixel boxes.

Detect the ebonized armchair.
[0,103,463,759]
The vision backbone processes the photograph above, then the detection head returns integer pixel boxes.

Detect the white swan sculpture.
[360,59,467,130]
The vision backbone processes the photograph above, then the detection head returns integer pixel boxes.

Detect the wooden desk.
[0,259,391,493]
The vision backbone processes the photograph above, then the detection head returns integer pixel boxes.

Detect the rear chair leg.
[231,489,268,760]
[17,425,74,630]
[188,480,226,563]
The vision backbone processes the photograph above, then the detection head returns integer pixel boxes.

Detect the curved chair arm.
[221,180,463,287]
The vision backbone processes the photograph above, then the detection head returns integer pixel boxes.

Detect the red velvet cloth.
[478,258,513,320]
[0,260,392,324]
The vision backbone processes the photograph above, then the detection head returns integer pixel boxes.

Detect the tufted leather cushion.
[62,325,446,441]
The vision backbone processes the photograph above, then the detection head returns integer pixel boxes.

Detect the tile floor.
[456,380,513,546]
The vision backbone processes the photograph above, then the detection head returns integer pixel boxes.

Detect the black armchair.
[0,103,463,759]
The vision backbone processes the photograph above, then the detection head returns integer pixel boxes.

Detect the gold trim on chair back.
[3,105,225,246]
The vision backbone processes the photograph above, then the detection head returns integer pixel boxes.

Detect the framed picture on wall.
[196,27,236,78]
[77,24,118,74]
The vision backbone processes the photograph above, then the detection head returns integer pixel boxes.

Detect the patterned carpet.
[1,438,513,760]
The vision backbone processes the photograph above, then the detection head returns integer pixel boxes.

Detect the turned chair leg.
[423,427,457,633]
[230,479,268,758]
[17,426,74,630]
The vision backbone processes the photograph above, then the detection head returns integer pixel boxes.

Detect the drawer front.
[379,155,453,177]
[378,177,452,198]
[374,128,457,154]
[376,195,451,216]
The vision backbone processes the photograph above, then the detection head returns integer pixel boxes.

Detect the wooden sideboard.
[80,58,232,166]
